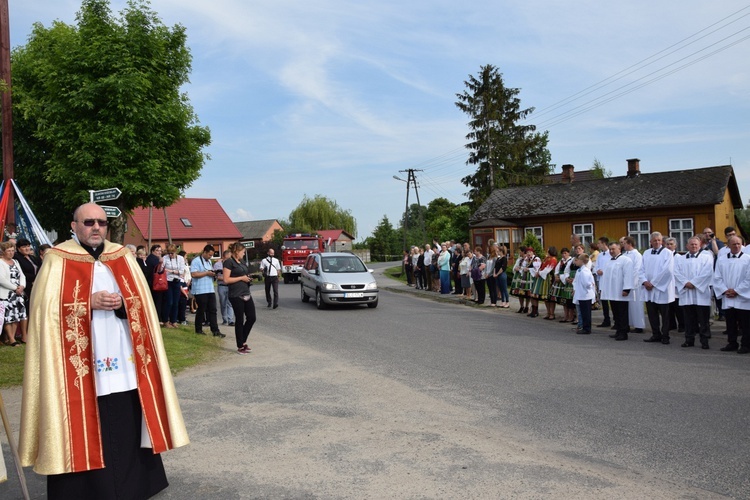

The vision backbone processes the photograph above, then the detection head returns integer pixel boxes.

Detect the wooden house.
[469,159,744,254]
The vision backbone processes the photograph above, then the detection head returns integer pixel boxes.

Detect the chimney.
[561,164,575,183]
[626,158,641,178]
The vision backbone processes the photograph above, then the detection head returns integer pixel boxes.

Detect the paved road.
[2,264,749,498]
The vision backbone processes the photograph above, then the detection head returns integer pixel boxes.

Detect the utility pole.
[395,169,426,248]
[1,0,15,230]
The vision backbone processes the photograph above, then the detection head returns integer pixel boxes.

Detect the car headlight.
[322,282,339,291]
[365,282,378,290]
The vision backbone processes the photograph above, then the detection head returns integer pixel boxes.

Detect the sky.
[8,1,750,241]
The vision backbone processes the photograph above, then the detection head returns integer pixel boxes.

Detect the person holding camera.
[260,248,282,309]
[190,244,225,337]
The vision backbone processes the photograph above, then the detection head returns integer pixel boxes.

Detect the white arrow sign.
[101,206,122,218]
[90,188,122,203]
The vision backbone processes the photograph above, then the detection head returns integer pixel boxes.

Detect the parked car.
[300,252,378,309]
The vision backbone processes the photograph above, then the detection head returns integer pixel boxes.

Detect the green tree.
[369,215,399,262]
[288,195,357,237]
[735,200,750,235]
[590,157,612,179]
[455,64,552,209]
[521,231,544,259]
[9,0,210,242]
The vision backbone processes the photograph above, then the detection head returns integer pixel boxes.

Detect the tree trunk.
[109,212,127,244]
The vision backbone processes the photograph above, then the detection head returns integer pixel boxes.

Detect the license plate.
[344,292,364,298]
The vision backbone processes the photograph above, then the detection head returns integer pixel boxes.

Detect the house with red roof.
[317,229,355,252]
[124,198,242,256]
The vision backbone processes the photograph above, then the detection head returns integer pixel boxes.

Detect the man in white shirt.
[674,236,714,349]
[260,248,282,309]
[641,232,675,345]
[713,236,750,353]
[423,244,434,292]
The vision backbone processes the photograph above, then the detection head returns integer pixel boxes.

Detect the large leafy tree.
[367,215,399,262]
[288,195,357,237]
[9,0,210,241]
[455,64,552,209]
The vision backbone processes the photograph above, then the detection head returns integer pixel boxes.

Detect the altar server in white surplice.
[641,232,675,344]
[600,241,634,340]
[620,236,646,332]
[713,236,750,354]
[675,236,714,349]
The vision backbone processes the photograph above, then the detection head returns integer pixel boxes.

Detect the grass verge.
[0,325,225,389]
[384,265,407,283]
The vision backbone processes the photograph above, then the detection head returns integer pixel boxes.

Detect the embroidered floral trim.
[63,280,91,388]
[96,357,119,372]
[121,276,152,372]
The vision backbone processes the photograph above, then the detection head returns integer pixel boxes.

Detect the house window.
[180,218,192,227]
[572,223,594,247]
[669,218,694,252]
[628,220,651,250]
[524,227,543,248]
[495,229,510,249]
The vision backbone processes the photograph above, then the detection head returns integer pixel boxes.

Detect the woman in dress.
[510,246,529,313]
[14,238,41,344]
[437,243,452,294]
[549,248,571,320]
[223,242,256,354]
[0,242,27,347]
[459,249,472,299]
[528,247,557,318]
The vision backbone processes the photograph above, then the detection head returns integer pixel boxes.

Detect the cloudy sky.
[9,1,750,240]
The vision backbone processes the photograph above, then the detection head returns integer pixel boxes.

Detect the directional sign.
[101,206,122,218]
[91,188,122,203]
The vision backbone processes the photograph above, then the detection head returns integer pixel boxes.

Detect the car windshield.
[284,239,318,249]
[321,256,367,273]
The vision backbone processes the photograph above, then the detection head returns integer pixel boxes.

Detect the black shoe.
[267,303,272,308]
[632,328,644,334]
[212,331,226,338]
[717,315,726,322]
[677,327,685,333]
[681,342,694,347]
[273,304,278,309]
[643,337,662,343]
[195,331,206,335]
[615,335,628,341]
[516,307,525,313]
[701,343,710,350]
[738,347,750,354]
[609,333,618,338]
[661,338,670,345]
[597,321,611,328]
[720,343,739,352]
[610,325,617,330]
[577,330,591,335]
[228,322,235,326]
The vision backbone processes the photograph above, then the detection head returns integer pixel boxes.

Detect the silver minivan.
[300,252,379,309]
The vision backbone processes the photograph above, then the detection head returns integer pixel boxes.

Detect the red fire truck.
[281,233,325,283]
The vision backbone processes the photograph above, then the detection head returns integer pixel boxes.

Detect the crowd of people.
[402,227,750,353]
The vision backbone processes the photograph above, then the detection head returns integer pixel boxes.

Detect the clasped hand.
[91,290,123,310]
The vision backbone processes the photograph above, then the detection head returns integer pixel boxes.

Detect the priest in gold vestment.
[19,203,189,499]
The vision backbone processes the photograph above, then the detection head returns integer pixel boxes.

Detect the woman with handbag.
[146,244,168,326]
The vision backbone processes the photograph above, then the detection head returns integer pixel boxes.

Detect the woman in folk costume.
[509,246,527,310]
[548,247,571,320]
[560,247,581,323]
[512,247,535,313]
[528,247,557,318]
[19,203,189,499]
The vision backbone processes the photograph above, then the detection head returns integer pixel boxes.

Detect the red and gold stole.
[57,248,173,472]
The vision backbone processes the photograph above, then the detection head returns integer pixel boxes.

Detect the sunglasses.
[79,219,109,227]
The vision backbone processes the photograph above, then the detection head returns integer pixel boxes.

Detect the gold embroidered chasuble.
[19,239,189,475]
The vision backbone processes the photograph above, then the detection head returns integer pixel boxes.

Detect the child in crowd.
[572,253,596,334]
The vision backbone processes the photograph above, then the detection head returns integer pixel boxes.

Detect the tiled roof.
[317,229,355,241]
[470,165,739,224]
[130,198,242,240]
[234,219,281,240]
